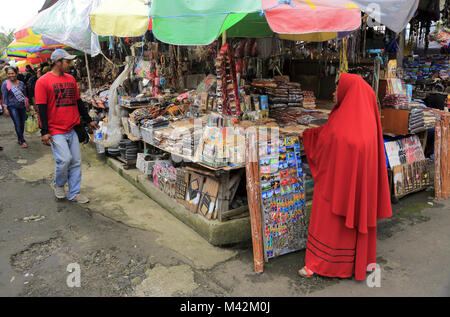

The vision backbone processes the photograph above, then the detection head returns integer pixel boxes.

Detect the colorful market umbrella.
[5,40,66,57]
[149,0,362,45]
[90,0,152,37]
[4,40,68,74]
[14,8,62,46]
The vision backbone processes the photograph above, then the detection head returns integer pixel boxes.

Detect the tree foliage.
[0,29,14,53]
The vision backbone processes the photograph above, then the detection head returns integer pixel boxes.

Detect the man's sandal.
[298,266,314,278]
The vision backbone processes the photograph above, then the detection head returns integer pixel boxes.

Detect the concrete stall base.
[106,157,252,246]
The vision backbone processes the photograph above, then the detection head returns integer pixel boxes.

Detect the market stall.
[86,36,340,226]
[79,0,449,272]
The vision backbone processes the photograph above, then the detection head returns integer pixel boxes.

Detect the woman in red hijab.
[299,73,392,281]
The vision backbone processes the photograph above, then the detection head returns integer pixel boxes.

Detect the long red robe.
[303,73,392,280]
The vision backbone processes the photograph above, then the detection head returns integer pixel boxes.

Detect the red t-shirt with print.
[35,72,81,136]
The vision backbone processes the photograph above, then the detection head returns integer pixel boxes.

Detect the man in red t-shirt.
[35,49,99,203]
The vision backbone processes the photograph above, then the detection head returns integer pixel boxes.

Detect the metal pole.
[84,52,93,98]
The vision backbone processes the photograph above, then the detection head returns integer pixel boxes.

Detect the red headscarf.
[303,73,392,233]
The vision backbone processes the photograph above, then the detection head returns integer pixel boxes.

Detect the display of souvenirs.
[258,136,307,260]
[152,161,177,195]
[182,129,203,158]
[386,78,406,95]
[382,78,409,110]
[215,43,241,117]
[384,135,426,168]
[403,55,450,81]
[409,108,437,133]
[197,127,229,168]
[301,91,316,109]
[392,159,432,198]
[196,74,217,93]
[129,106,167,126]
[135,59,152,79]
[251,80,303,110]
[121,95,155,106]
[387,60,397,78]
[195,124,246,168]
[382,94,409,110]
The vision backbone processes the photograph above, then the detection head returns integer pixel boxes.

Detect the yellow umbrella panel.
[90,0,151,37]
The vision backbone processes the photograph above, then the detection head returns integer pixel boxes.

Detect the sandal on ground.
[21,142,28,148]
[298,266,314,278]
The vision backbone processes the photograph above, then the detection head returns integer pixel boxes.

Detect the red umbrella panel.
[263,0,361,34]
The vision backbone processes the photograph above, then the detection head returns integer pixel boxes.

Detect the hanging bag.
[25,114,39,133]
[74,122,90,144]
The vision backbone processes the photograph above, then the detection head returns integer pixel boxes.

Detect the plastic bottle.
[94,124,105,154]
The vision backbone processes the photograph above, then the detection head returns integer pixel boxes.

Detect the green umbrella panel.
[150,0,262,45]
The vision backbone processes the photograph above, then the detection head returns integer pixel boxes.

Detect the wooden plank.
[435,122,442,200]
[216,171,230,222]
[380,108,410,135]
[221,205,248,220]
[185,165,217,178]
[125,132,140,142]
[392,165,403,197]
[228,169,244,203]
[185,172,205,213]
[421,130,428,153]
[178,172,192,210]
[199,177,220,219]
[245,129,264,273]
[442,115,449,199]
[447,114,450,199]
[120,104,155,109]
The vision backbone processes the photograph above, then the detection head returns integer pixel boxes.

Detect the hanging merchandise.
[391,160,432,199]
[384,135,426,168]
[215,43,241,117]
[337,38,348,80]
[135,59,152,79]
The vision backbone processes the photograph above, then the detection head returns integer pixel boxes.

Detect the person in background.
[1,66,31,148]
[26,67,41,107]
[35,49,99,203]
[69,66,77,79]
[40,62,50,76]
[24,65,36,84]
[17,70,26,83]
[0,60,7,149]
[0,59,6,116]
[298,73,392,281]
